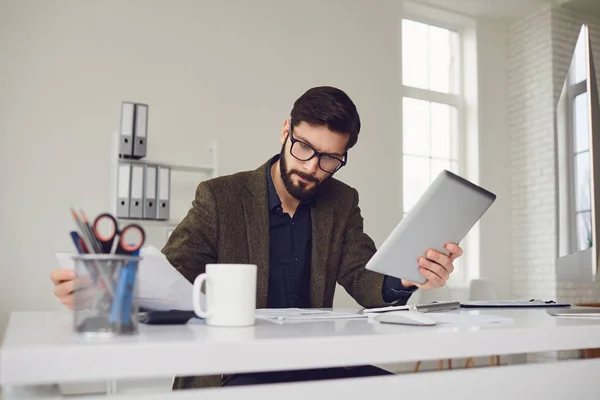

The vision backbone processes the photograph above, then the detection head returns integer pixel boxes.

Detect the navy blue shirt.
[265,155,416,308]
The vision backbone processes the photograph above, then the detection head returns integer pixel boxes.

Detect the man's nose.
[303,156,319,174]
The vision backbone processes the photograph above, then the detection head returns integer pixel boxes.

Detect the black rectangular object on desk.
[460,300,571,308]
[139,310,197,325]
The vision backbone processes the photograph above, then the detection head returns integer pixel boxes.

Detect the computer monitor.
[555,24,600,282]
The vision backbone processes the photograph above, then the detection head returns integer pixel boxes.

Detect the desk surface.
[2,308,600,386]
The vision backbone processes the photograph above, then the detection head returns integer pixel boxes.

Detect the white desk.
[2,308,600,399]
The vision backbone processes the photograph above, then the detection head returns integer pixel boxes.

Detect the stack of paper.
[255,308,367,324]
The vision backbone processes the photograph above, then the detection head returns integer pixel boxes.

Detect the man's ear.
[280,119,291,144]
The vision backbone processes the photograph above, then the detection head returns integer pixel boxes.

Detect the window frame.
[400,2,475,287]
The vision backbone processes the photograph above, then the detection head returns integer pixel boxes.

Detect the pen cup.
[71,254,142,336]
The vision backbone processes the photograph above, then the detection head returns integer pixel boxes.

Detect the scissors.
[92,213,145,254]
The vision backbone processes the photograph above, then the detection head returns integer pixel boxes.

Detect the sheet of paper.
[255,308,367,323]
[136,246,195,311]
[426,312,513,326]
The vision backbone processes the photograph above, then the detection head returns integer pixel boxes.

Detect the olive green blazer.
[161,159,391,390]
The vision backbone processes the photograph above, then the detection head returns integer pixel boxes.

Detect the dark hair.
[290,86,361,149]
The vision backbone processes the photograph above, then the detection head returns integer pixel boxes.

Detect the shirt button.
[294,257,298,262]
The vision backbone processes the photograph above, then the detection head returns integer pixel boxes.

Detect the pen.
[70,208,114,298]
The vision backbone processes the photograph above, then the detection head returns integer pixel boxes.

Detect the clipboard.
[460,299,571,308]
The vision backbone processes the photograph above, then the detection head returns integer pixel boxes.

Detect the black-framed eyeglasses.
[288,128,347,173]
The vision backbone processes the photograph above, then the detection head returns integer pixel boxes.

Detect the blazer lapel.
[310,192,334,307]
[242,162,271,308]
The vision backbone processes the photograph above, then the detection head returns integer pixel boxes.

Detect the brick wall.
[508,4,600,304]
[508,6,557,300]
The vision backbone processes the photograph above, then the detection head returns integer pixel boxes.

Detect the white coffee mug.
[193,264,257,327]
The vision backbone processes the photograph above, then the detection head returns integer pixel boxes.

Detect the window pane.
[430,158,450,182]
[402,19,428,89]
[403,155,430,212]
[574,151,591,212]
[577,211,592,251]
[429,25,451,93]
[574,93,589,153]
[430,102,458,160]
[403,97,430,156]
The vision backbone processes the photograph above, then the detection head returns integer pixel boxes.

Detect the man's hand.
[51,269,88,310]
[401,243,463,290]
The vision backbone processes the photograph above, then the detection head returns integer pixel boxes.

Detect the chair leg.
[464,357,475,368]
[414,361,421,372]
[447,359,453,369]
[490,355,496,366]
[495,355,501,366]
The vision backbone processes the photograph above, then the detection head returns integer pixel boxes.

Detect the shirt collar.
[266,154,282,211]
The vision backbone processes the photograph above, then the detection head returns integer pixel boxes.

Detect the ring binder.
[129,165,144,219]
[119,102,135,158]
[116,164,131,218]
[156,166,170,220]
[143,165,157,219]
[133,104,148,159]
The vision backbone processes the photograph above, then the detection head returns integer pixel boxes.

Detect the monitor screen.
[555,24,600,282]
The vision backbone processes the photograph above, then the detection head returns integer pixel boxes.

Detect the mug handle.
[193,273,211,319]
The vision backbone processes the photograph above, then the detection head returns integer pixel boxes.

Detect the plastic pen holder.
[71,254,142,336]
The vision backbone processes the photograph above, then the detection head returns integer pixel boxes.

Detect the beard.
[279,143,321,202]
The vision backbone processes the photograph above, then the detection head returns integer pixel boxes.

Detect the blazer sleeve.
[161,181,219,283]
[336,188,410,309]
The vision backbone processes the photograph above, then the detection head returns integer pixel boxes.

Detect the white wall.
[476,17,513,299]
[0,0,407,336]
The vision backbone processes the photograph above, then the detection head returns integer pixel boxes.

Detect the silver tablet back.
[365,170,496,284]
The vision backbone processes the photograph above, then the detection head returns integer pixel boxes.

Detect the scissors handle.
[115,224,146,255]
[92,213,119,253]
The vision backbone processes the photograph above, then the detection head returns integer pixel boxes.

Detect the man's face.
[278,120,349,201]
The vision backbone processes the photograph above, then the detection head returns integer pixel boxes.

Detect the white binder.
[116,164,131,218]
[119,102,135,158]
[157,166,171,220]
[143,165,157,219]
[133,103,148,158]
[129,164,144,219]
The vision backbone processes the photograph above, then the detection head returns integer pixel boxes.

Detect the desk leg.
[106,380,118,396]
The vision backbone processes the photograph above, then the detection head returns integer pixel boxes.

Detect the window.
[401,18,465,283]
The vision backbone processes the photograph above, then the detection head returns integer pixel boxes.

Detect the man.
[51,86,462,389]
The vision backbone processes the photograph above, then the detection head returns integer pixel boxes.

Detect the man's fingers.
[54,280,76,297]
[446,243,463,261]
[426,250,453,272]
[50,269,75,285]
[419,257,449,281]
[419,267,444,287]
[60,295,75,310]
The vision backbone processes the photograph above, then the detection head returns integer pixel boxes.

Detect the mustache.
[291,170,319,184]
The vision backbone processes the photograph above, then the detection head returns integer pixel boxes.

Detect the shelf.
[117,218,180,226]
[118,158,214,174]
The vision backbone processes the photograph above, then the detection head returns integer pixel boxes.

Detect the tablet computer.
[365,170,496,284]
